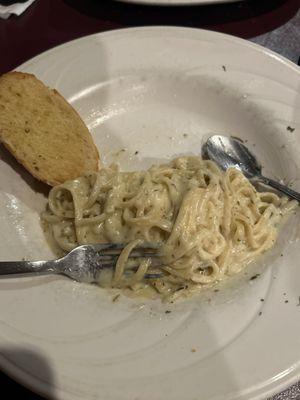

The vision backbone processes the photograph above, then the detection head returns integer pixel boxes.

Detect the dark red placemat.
[0,0,299,74]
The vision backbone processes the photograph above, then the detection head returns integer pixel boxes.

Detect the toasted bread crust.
[0,72,99,186]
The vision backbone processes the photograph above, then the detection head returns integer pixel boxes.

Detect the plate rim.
[1,350,300,400]
[19,26,300,75]
[2,25,300,400]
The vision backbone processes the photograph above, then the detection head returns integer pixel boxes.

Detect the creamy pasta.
[42,156,297,300]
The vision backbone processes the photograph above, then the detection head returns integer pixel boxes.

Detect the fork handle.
[0,260,58,276]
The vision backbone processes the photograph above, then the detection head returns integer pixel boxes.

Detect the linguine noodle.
[42,156,297,300]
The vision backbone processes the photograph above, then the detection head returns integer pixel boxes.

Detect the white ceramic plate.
[116,0,240,5]
[0,27,300,400]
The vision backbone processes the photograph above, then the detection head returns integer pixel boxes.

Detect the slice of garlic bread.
[0,72,99,186]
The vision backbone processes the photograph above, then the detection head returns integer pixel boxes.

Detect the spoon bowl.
[202,135,262,178]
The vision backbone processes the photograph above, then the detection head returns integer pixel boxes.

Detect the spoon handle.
[259,175,300,202]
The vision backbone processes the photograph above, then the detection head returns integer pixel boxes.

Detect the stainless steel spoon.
[202,135,300,202]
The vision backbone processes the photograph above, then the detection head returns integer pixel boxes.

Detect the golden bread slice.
[0,72,99,186]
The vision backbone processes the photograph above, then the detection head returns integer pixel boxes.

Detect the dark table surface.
[1,0,300,74]
[0,0,299,399]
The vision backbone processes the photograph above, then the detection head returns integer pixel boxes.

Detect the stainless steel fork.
[0,243,162,283]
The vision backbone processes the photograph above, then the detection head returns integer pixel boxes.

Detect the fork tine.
[94,246,160,259]
[92,242,161,253]
[98,261,163,279]
[91,243,126,252]
[98,251,160,261]
[104,251,160,258]
[127,250,160,258]
[99,258,162,268]
[97,257,164,279]
[123,271,163,279]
